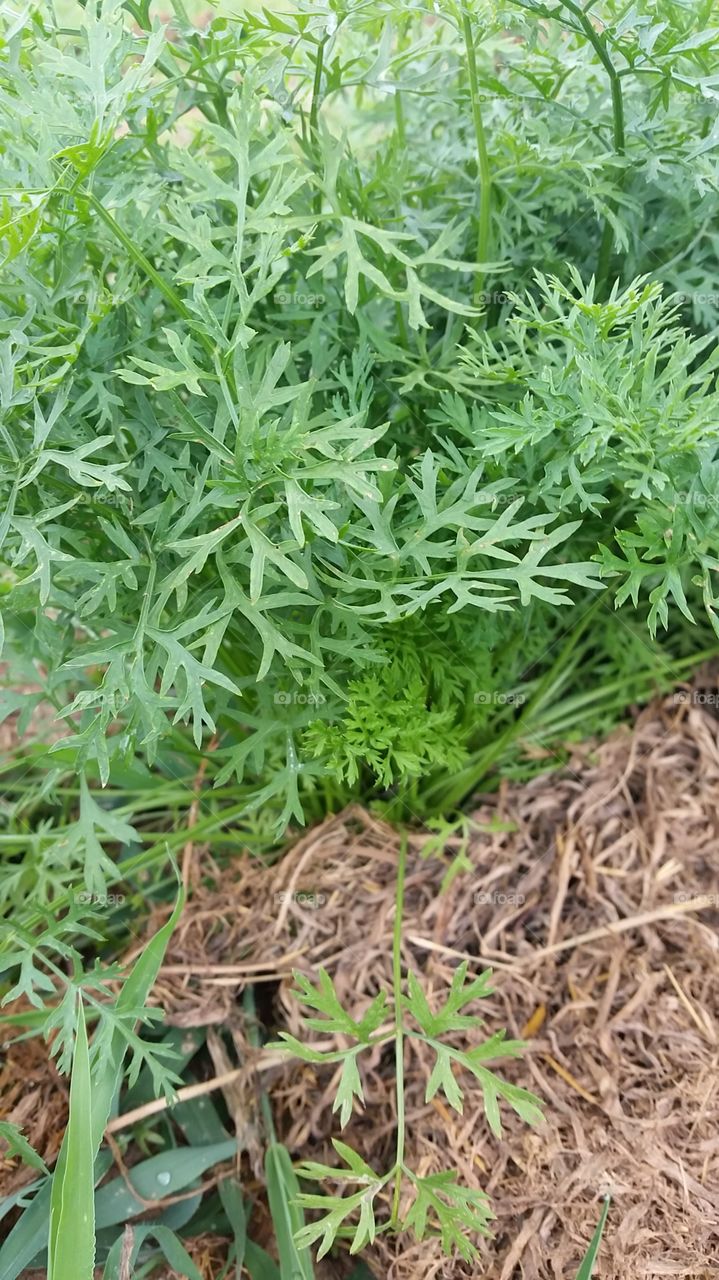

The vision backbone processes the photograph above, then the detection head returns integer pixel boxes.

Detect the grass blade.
[244,1240,281,1280]
[48,997,95,1280]
[90,878,185,1147]
[575,1196,611,1280]
[265,1141,314,1280]
[102,1223,203,1280]
[219,1177,247,1279]
[94,1139,237,1228]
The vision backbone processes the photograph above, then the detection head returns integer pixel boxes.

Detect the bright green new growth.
[272,837,542,1262]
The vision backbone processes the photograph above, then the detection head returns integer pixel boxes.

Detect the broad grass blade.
[265,1141,314,1280]
[48,998,95,1280]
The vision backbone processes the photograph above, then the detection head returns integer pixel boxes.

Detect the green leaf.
[421,1033,543,1131]
[404,1170,495,1263]
[102,1224,204,1280]
[243,1241,281,1280]
[265,1143,314,1280]
[0,1123,48,1176]
[405,963,494,1037]
[289,969,388,1043]
[294,1187,379,1261]
[94,1140,237,1228]
[48,998,95,1280]
[76,778,139,896]
[297,1140,377,1188]
[426,1044,466,1113]
[333,1051,365,1128]
[294,1142,386,1258]
[0,882,184,1280]
[466,1057,544,1136]
[218,1178,247,1279]
[92,878,185,1146]
[575,1196,611,1280]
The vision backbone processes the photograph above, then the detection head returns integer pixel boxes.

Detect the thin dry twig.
[105,1068,246,1134]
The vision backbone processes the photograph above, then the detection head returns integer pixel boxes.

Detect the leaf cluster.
[273,959,542,1260]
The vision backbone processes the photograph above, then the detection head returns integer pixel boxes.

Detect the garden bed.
[4,5,719,1277]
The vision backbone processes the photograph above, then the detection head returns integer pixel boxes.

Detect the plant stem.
[390,832,408,1227]
[394,87,406,147]
[80,187,240,399]
[393,36,409,346]
[461,9,492,304]
[310,35,326,217]
[558,0,625,290]
[310,36,326,139]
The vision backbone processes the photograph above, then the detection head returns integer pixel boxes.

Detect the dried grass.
[0,1034,68,1195]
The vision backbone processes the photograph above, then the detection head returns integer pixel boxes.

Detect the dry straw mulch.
[0,1035,68,1194]
[153,683,719,1279]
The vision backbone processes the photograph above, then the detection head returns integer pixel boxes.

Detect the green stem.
[310,36,326,217]
[461,10,492,303]
[390,832,408,1227]
[83,194,195,327]
[558,0,625,289]
[122,0,151,29]
[393,47,409,347]
[394,87,406,147]
[310,36,326,138]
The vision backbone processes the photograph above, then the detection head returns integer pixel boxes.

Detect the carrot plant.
[1,0,719,843]
[273,843,613,1271]
[272,835,543,1262]
[0,0,717,1273]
